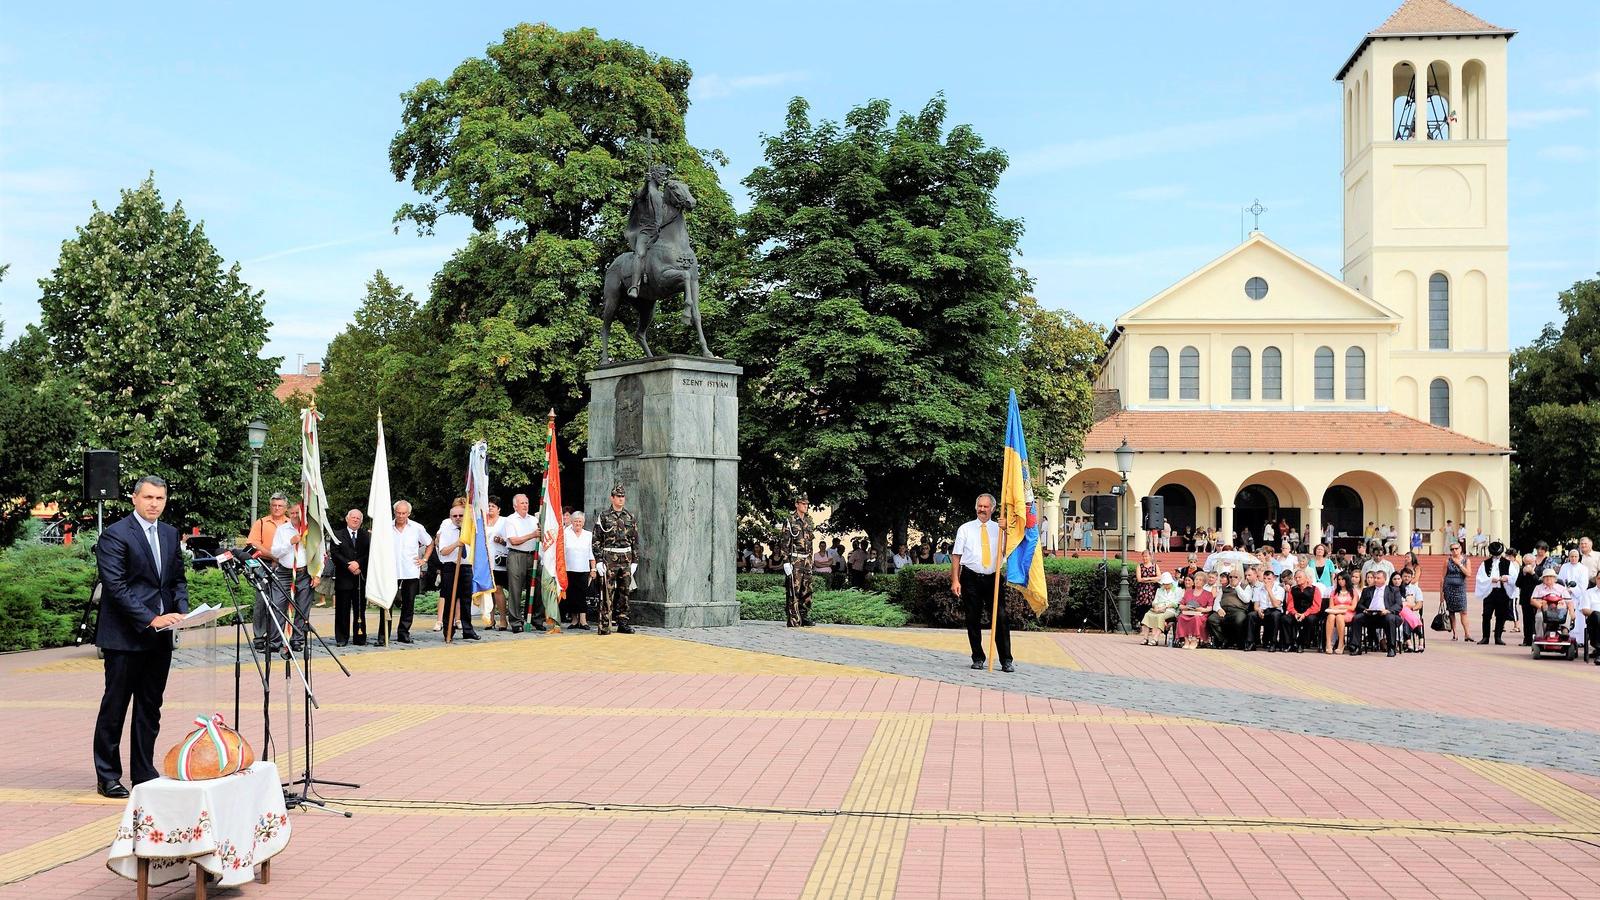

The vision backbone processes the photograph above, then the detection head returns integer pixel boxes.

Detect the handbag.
[1400,607,1423,630]
[1429,606,1448,632]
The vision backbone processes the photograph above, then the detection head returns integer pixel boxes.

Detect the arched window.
[1148,347,1169,400]
[1231,347,1251,401]
[1428,273,1450,349]
[1429,378,1451,427]
[1345,346,1366,400]
[1178,347,1199,400]
[1262,347,1283,400]
[1314,347,1335,401]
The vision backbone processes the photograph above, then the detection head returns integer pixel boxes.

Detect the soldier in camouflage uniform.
[594,483,639,635]
[778,493,816,627]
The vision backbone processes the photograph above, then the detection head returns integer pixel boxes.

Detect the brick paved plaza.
[2,608,1597,899]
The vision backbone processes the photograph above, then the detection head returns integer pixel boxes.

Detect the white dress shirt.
[436,519,464,563]
[502,512,538,550]
[270,521,309,570]
[393,520,431,579]
[564,526,594,572]
[951,519,1001,574]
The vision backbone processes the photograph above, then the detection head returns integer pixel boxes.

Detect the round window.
[1244,277,1268,300]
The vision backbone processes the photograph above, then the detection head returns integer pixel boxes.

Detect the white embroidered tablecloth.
[106,761,290,887]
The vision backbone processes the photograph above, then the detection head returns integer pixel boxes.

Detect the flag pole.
[988,519,1004,672]
[443,557,461,643]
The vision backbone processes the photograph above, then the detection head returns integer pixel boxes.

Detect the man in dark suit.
[92,475,189,798]
[329,508,370,646]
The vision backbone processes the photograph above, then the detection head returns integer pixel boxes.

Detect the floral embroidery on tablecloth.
[114,807,212,845]
[253,811,289,843]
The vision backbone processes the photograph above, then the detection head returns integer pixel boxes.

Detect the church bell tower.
[1337,0,1513,445]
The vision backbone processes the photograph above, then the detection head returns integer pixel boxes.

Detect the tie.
[147,524,162,578]
[351,529,358,544]
[979,521,992,572]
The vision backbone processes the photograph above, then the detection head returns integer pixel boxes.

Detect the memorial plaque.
[613,374,643,457]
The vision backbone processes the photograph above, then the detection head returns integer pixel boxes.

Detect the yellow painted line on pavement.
[1451,756,1600,829]
[801,716,931,899]
[814,626,1082,670]
[1206,653,1368,706]
[0,709,442,886]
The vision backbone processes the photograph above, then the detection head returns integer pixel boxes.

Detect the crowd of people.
[243,486,643,650]
[1063,514,1492,557]
[1127,535,1598,663]
[738,536,953,586]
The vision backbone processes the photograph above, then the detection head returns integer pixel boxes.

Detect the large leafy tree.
[36,177,280,533]
[1509,275,1600,544]
[727,95,1028,546]
[1015,294,1104,486]
[389,24,738,509]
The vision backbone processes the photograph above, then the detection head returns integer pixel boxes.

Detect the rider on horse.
[625,163,674,299]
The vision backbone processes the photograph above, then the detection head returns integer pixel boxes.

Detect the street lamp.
[247,418,268,528]
[1114,438,1135,632]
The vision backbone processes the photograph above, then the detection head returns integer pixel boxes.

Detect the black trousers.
[439,562,477,636]
[94,645,174,784]
[1357,611,1398,648]
[1280,611,1317,649]
[1252,608,1284,648]
[1520,597,1537,645]
[334,577,366,644]
[1587,611,1600,655]
[562,571,591,620]
[1481,589,1513,640]
[394,577,418,640]
[960,568,1010,664]
[1206,612,1226,647]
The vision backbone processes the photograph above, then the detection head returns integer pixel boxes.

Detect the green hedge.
[737,589,910,627]
[889,559,1127,629]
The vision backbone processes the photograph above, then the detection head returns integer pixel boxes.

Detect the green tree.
[1015,295,1105,485]
[0,320,88,545]
[728,95,1027,547]
[1509,275,1600,544]
[388,24,739,508]
[36,177,280,533]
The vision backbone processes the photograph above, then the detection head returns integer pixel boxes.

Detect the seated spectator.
[1353,570,1404,657]
[1140,572,1182,645]
[1176,576,1213,649]
[1282,568,1323,653]
[1324,572,1357,654]
[1210,570,1253,650]
[1176,553,1201,585]
[1250,568,1285,652]
[1400,567,1427,646]
[1529,570,1573,638]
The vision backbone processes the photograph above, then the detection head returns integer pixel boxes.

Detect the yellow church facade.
[1062,0,1515,554]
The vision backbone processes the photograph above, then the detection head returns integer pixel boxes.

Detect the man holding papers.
[92,475,189,799]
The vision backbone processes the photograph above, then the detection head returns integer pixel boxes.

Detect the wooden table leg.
[260,859,271,884]
[194,862,207,900]
[137,858,149,900]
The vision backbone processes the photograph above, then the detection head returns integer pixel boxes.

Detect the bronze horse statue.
[599,164,711,363]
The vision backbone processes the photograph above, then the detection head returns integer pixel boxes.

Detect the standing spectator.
[1070,517,1084,553]
[1577,537,1599,584]
[1308,543,1336,594]
[329,508,370,646]
[433,500,480,641]
[812,541,833,588]
[1442,540,1472,642]
[1410,528,1423,555]
[847,540,867,589]
[388,500,431,645]
[563,511,595,630]
[1160,518,1172,553]
[891,543,913,572]
[1241,527,1253,552]
[949,493,1012,672]
[483,497,509,630]
[829,539,847,589]
[1515,545,1550,646]
[1039,511,1052,553]
[1557,547,1592,606]
[1474,541,1516,645]
[501,493,538,634]
[1134,550,1159,624]
[932,542,951,566]
[247,493,290,649]
[1084,520,1096,552]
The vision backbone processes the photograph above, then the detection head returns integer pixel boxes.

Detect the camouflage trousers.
[597,553,633,634]
[786,558,814,627]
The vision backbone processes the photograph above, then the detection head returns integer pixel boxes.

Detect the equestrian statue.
[599,161,712,363]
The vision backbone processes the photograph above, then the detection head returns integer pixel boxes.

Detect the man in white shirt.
[500,493,539,633]
[389,499,431,644]
[950,493,1011,672]
[433,502,481,641]
[482,496,509,630]
[563,511,595,629]
[1577,537,1599,587]
[268,501,320,653]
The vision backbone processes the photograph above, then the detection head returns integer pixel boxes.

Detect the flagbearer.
[268,500,318,654]
[778,493,815,628]
[950,493,1012,672]
[436,500,481,641]
[594,483,639,635]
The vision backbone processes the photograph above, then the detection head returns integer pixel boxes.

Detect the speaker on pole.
[1141,495,1165,532]
[83,450,120,501]
[1090,494,1117,531]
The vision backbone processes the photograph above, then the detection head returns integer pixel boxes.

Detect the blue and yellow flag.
[1000,390,1048,616]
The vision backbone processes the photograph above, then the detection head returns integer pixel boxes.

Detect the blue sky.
[2,0,1596,368]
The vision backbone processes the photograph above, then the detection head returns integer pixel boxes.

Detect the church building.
[1064,0,1514,554]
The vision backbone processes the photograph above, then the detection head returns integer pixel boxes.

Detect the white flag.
[364,414,399,610]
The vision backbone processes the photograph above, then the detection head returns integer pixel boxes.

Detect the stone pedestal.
[584,355,742,627]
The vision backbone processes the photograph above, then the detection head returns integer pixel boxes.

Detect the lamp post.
[247,419,268,528]
[1114,438,1135,632]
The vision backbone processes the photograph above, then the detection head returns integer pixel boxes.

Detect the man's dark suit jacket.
[328,528,371,588]
[96,513,190,651]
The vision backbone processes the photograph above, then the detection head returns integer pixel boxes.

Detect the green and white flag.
[298,407,336,575]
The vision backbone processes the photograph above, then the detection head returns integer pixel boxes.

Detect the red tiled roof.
[1336,0,1513,80]
[1084,411,1509,456]
[275,373,321,402]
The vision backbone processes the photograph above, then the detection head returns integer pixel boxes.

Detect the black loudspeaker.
[1091,495,1117,531]
[1141,496,1165,531]
[83,449,120,501]
[1062,498,1077,517]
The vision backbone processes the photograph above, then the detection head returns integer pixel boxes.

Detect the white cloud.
[1508,107,1590,129]
[690,71,808,102]
[1537,144,1593,163]
[1556,69,1600,94]
[1009,109,1317,177]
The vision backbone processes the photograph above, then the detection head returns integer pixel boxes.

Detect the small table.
[106,762,290,897]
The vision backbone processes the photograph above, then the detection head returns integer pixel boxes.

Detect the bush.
[737,588,910,627]
[0,541,97,650]
[736,573,837,595]
[891,558,1128,630]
